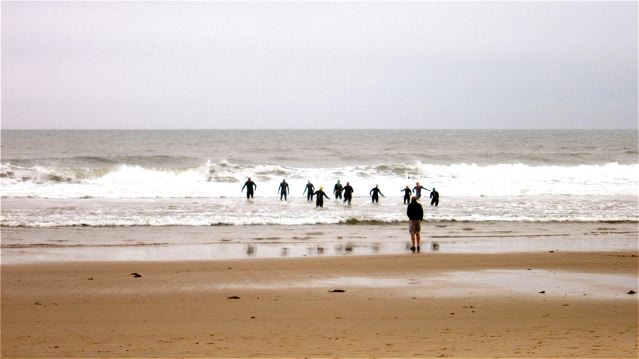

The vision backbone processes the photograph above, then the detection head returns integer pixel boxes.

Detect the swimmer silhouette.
[412,182,430,200]
[241,177,257,199]
[430,187,439,206]
[303,181,315,201]
[401,185,412,204]
[370,185,385,203]
[313,187,330,207]
[342,182,354,205]
[333,180,343,200]
[278,179,289,201]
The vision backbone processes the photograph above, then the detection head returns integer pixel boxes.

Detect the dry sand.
[2,246,638,357]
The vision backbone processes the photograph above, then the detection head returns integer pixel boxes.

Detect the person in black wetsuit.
[278,179,289,201]
[430,187,439,206]
[303,181,315,201]
[313,187,330,207]
[342,182,354,205]
[401,185,412,204]
[241,177,257,199]
[412,182,430,200]
[369,185,385,203]
[333,180,343,200]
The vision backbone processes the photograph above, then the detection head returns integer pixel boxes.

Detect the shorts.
[408,220,421,235]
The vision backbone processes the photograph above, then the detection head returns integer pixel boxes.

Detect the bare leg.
[410,234,416,252]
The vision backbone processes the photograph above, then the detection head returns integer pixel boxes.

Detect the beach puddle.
[212,270,637,300]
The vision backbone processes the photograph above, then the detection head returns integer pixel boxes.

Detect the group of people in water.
[241,177,439,208]
[241,176,436,253]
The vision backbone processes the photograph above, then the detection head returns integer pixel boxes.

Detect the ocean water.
[1,130,637,226]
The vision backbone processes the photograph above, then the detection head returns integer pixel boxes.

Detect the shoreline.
[2,251,638,357]
[2,221,637,264]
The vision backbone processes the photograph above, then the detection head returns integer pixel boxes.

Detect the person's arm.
[380,191,384,197]
[241,183,246,192]
[370,189,374,195]
[253,182,257,190]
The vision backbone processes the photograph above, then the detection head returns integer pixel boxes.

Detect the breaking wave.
[1,160,637,199]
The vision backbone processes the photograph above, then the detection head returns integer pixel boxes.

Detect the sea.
[1,130,637,227]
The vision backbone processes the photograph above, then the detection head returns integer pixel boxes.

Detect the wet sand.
[2,221,637,264]
[2,244,638,357]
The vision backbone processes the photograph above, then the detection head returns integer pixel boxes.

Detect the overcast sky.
[2,1,637,129]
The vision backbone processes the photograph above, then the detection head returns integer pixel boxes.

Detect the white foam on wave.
[1,161,637,199]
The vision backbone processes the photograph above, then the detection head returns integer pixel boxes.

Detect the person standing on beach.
[333,180,343,200]
[401,185,412,204]
[242,177,257,199]
[303,181,315,202]
[412,182,430,200]
[407,196,424,252]
[313,186,330,207]
[430,188,439,206]
[343,182,354,205]
[278,179,289,201]
[370,185,385,203]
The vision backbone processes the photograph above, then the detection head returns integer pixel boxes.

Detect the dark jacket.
[407,201,423,221]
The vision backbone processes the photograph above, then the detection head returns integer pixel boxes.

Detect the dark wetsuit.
[278,181,289,201]
[430,189,439,206]
[370,187,384,203]
[242,180,257,199]
[303,183,315,201]
[412,185,429,200]
[402,188,412,204]
[343,185,354,205]
[313,190,330,207]
[334,183,343,199]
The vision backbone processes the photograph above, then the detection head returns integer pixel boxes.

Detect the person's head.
[375,184,379,188]
[416,182,420,186]
[308,180,311,184]
[411,196,417,202]
[405,185,409,188]
[337,180,340,183]
[346,182,350,185]
[433,187,436,191]
[320,186,323,190]
[248,177,251,181]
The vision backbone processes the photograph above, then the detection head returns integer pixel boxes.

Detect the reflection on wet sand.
[1,222,637,264]
[210,270,638,300]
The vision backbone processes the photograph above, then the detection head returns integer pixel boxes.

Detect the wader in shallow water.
[278,180,289,201]
[342,183,354,205]
[242,178,257,199]
[334,181,343,200]
[370,185,385,203]
[313,188,330,207]
[303,181,315,201]
[402,186,412,204]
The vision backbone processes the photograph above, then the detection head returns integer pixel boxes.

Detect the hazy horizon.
[2,1,637,130]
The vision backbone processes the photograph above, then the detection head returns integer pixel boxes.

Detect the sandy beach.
[2,222,638,358]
